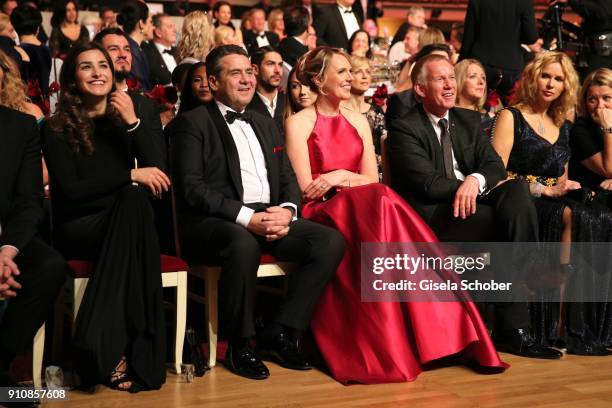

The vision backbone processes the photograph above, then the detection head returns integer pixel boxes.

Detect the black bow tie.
[343,8,353,13]
[258,33,266,39]
[225,110,252,124]
[163,49,173,54]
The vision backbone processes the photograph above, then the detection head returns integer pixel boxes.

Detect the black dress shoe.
[224,345,269,380]
[494,328,563,359]
[257,331,312,371]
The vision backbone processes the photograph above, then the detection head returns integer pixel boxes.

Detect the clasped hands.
[303,171,347,201]
[0,246,21,298]
[247,206,293,241]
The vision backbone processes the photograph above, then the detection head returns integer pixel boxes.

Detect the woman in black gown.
[42,43,170,392]
[492,51,612,355]
[569,68,612,191]
[49,0,89,59]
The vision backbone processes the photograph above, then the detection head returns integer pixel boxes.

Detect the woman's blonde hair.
[511,51,579,127]
[0,13,10,33]
[177,11,214,62]
[578,67,612,117]
[455,58,487,110]
[0,49,30,112]
[419,27,445,49]
[267,8,284,32]
[214,25,234,46]
[350,55,370,71]
[297,46,351,95]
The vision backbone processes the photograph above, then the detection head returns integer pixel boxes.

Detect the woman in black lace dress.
[42,43,170,392]
[492,51,612,355]
[341,56,385,178]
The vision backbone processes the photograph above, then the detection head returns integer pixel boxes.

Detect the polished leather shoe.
[494,328,563,359]
[257,331,312,371]
[224,345,269,380]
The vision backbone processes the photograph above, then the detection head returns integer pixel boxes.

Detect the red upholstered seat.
[259,253,278,264]
[68,255,187,279]
[161,254,188,272]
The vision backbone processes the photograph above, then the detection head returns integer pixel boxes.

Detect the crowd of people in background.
[0,0,612,402]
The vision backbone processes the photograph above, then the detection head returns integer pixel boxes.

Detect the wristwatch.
[602,126,612,135]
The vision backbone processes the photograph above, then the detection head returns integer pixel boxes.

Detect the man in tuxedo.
[313,0,362,51]
[0,106,67,391]
[171,45,345,380]
[459,0,539,104]
[244,8,280,56]
[387,54,562,360]
[247,47,286,134]
[277,6,310,68]
[142,13,178,87]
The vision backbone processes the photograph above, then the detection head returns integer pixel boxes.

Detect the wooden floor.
[47,352,612,408]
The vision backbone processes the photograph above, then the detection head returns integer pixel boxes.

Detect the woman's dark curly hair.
[49,42,117,155]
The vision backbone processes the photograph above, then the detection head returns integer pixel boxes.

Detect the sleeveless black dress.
[502,107,612,353]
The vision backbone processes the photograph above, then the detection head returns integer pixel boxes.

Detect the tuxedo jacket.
[142,41,177,87]
[459,0,538,71]
[277,36,308,68]
[170,102,301,227]
[386,105,506,222]
[313,4,363,51]
[246,91,286,135]
[244,31,280,56]
[0,106,43,250]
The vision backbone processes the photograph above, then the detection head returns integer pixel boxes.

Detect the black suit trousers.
[0,238,67,367]
[427,179,539,330]
[181,216,345,340]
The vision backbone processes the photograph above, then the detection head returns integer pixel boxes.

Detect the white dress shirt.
[216,101,297,227]
[425,110,487,192]
[255,32,271,48]
[256,91,278,117]
[153,41,177,79]
[338,4,360,42]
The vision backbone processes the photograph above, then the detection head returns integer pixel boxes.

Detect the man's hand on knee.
[453,176,479,219]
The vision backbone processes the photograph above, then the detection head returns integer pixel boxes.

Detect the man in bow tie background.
[170,45,345,381]
[313,0,362,51]
[142,13,178,87]
[244,8,280,56]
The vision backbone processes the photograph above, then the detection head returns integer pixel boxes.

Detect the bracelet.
[601,126,612,135]
[126,118,141,133]
[529,182,545,198]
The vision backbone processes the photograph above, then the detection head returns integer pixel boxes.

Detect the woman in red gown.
[285,47,508,384]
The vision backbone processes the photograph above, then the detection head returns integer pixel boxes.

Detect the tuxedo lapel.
[417,106,444,165]
[332,7,349,43]
[248,94,271,118]
[274,93,286,124]
[207,103,244,198]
